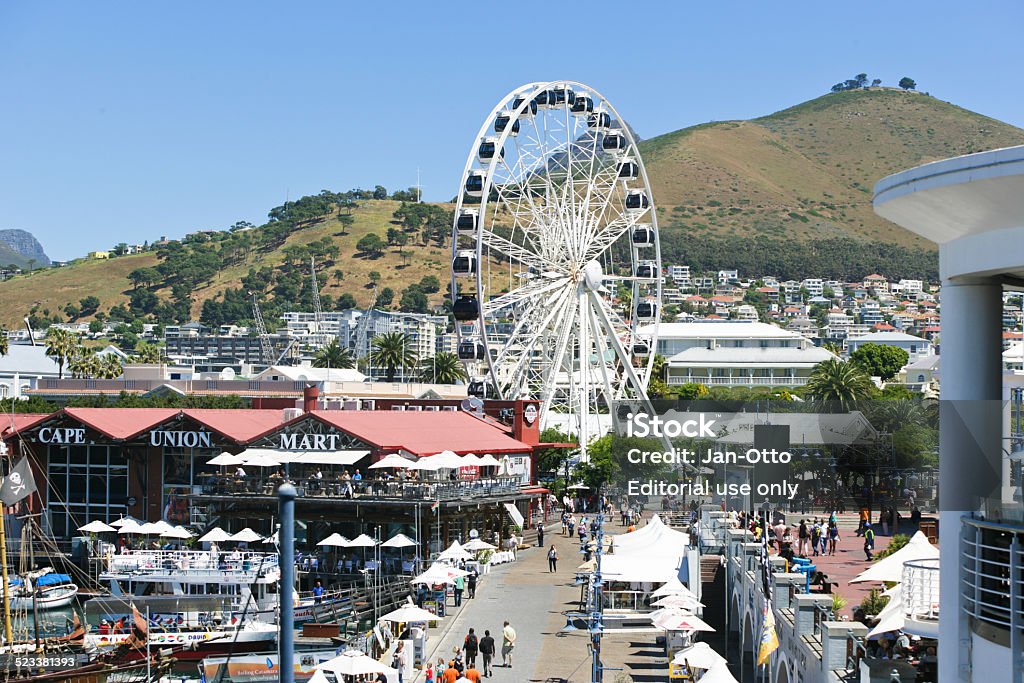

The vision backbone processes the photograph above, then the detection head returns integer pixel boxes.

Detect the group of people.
[424,621,515,682]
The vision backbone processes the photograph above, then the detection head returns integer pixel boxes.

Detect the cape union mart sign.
[149,430,213,448]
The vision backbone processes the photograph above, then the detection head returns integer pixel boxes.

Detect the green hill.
[3,88,1023,330]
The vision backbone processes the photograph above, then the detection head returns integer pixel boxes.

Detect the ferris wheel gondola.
[449,81,662,458]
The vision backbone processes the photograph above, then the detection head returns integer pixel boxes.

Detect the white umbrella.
[117,520,145,535]
[78,521,116,533]
[262,531,279,545]
[424,450,464,469]
[653,594,705,610]
[652,576,700,600]
[381,533,418,549]
[317,532,350,548]
[379,604,441,623]
[460,453,483,465]
[567,483,590,490]
[696,662,740,683]
[230,528,263,543]
[137,522,165,535]
[369,453,415,469]
[161,526,194,539]
[150,520,176,534]
[198,527,232,543]
[851,531,939,583]
[651,611,716,632]
[867,583,905,639]
[437,540,473,562]
[347,534,379,547]
[411,563,469,585]
[314,649,394,677]
[462,538,496,552]
[672,642,727,670]
[109,515,142,528]
[476,453,501,467]
[207,452,246,466]
[242,453,282,468]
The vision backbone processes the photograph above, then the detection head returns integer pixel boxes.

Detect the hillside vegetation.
[4,88,1024,330]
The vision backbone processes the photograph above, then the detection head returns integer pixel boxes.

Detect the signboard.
[499,455,531,484]
[150,430,213,449]
[38,427,86,444]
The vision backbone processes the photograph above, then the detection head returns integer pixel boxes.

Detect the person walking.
[463,664,482,683]
[393,642,407,683]
[453,575,465,606]
[467,569,477,599]
[478,629,495,677]
[818,520,828,556]
[863,522,876,560]
[537,522,545,547]
[547,544,558,572]
[828,520,840,556]
[797,520,809,557]
[441,661,459,683]
[463,628,479,668]
[501,620,516,668]
[810,520,821,557]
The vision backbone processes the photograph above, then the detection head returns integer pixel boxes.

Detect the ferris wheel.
[449,81,662,455]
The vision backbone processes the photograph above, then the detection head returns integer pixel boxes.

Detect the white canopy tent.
[672,642,727,670]
[851,531,939,584]
[241,453,282,468]
[696,661,740,683]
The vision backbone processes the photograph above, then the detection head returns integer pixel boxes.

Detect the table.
[489,551,515,565]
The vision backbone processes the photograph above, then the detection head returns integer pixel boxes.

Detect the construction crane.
[310,256,323,337]
[354,286,380,373]
[250,292,275,367]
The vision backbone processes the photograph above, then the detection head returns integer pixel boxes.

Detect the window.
[917,374,926,383]
[46,444,128,540]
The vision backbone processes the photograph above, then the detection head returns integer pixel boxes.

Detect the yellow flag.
[757,605,779,666]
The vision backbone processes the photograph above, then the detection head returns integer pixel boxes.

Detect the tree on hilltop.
[898,77,917,90]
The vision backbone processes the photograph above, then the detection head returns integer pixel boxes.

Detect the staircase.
[700,555,726,634]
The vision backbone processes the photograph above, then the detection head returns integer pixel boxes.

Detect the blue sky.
[2,1,1022,260]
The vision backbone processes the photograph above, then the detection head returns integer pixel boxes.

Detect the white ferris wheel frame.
[449,80,662,454]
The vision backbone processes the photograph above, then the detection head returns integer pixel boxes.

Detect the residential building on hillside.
[846,331,933,362]
[0,346,62,399]
[639,320,836,387]
[667,265,691,284]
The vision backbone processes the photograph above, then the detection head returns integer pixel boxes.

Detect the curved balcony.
[901,557,940,638]
[961,516,1024,638]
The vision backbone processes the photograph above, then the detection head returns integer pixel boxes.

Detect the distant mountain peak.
[0,229,50,268]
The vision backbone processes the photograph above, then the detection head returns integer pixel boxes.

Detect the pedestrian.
[501,620,516,668]
[798,520,809,557]
[479,629,495,677]
[561,511,569,535]
[463,627,479,668]
[547,544,558,572]
[453,575,465,606]
[818,521,828,556]
[463,663,482,683]
[442,661,459,683]
[313,580,324,604]
[537,522,545,547]
[864,522,876,560]
[828,521,839,556]
[467,569,477,599]
[393,642,407,683]
[425,661,435,683]
[810,520,821,557]
[857,507,869,536]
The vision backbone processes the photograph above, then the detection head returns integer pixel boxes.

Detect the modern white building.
[0,345,62,399]
[875,144,1024,683]
[846,330,934,362]
[640,321,837,387]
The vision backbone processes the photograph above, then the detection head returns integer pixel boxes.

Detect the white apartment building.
[846,330,934,362]
[801,278,824,297]
[859,301,884,325]
[339,310,447,362]
[667,265,691,284]
[639,320,836,387]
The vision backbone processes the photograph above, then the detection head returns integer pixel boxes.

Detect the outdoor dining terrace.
[197,473,524,501]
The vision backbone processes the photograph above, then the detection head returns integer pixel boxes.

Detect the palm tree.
[44,328,76,379]
[369,332,417,382]
[805,358,875,411]
[313,339,355,369]
[0,328,8,357]
[134,342,164,364]
[96,353,124,379]
[419,352,468,384]
[68,347,99,378]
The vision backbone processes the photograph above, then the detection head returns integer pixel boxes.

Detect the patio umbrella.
[671,642,727,670]
[459,453,483,465]
[651,610,716,632]
[369,453,415,469]
[651,576,700,600]
[313,649,394,677]
[437,540,473,562]
[117,520,145,535]
[198,527,232,543]
[567,483,590,490]
[476,453,501,467]
[137,522,165,535]
[410,563,469,585]
[161,526,194,539]
[695,662,740,683]
[207,452,246,466]
[653,594,705,610]
[109,515,143,528]
[262,530,279,545]
[78,521,116,533]
[462,538,496,552]
[317,532,350,548]
[379,604,441,623]
[850,531,939,583]
[381,533,418,549]
[347,534,379,547]
[231,528,263,543]
[242,453,282,468]
[424,450,464,469]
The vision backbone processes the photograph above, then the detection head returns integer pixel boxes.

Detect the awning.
[503,503,524,529]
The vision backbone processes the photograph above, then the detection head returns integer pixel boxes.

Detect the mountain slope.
[640,88,1024,247]
[0,229,50,269]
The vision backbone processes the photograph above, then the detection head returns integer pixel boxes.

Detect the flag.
[0,457,37,507]
[430,500,439,513]
[131,603,148,639]
[757,601,779,666]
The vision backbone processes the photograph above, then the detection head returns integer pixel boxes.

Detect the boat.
[200,648,340,682]
[9,571,79,610]
[82,595,279,662]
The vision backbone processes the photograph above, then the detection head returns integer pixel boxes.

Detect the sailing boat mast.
[0,440,13,644]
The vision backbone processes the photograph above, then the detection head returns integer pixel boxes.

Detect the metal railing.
[902,557,940,624]
[101,549,280,582]
[196,475,522,501]
[961,516,1024,633]
[666,375,809,386]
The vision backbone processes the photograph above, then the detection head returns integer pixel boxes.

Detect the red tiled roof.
[64,408,179,440]
[310,411,531,456]
[0,414,51,439]
[182,409,288,443]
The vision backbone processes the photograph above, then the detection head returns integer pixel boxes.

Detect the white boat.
[8,572,79,610]
[200,648,340,682]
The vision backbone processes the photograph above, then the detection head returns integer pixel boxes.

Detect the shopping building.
[874,144,1024,682]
